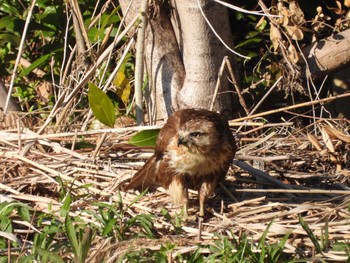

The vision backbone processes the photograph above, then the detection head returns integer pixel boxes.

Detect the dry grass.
[1,111,350,261]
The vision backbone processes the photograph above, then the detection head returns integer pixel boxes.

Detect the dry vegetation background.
[1,0,350,262]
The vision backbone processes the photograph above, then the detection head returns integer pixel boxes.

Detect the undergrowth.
[1,191,350,262]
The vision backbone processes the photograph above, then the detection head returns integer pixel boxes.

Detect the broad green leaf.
[0,2,21,17]
[101,7,121,29]
[0,215,12,232]
[0,202,15,216]
[114,71,131,105]
[128,129,159,147]
[88,27,104,42]
[88,82,116,128]
[19,54,51,77]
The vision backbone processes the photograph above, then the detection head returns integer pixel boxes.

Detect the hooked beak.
[177,135,187,147]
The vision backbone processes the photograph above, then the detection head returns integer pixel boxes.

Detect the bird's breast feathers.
[165,136,232,177]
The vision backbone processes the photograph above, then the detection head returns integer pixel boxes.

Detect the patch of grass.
[160,207,183,235]
[86,190,156,241]
[2,188,350,262]
[0,189,157,262]
[119,243,205,263]
[207,222,292,263]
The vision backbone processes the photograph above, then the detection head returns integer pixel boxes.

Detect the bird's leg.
[168,178,188,218]
[198,189,206,217]
[183,186,189,218]
[198,180,217,217]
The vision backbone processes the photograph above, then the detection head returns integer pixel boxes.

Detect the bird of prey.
[124,108,236,217]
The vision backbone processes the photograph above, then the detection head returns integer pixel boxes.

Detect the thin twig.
[0,125,162,142]
[4,0,37,113]
[234,189,350,195]
[231,92,350,122]
[214,0,281,17]
[225,57,249,115]
[209,57,227,111]
[249,76,282,116]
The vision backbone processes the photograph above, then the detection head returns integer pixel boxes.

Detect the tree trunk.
[119,0,184,122]
[171,0,234,117]
[0,79,20,112]
[300,28,350,80]
[119,0,235,121]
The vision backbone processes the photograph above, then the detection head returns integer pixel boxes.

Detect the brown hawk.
[124,108,236,216]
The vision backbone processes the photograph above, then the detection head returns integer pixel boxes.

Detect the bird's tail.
[123,155,160,191]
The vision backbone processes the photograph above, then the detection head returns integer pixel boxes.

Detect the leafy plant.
[0,202,25,262]
[160,207,183,235]
[207,221,292,263]
[120,243,205,263]
[257,219,291,263]
[65,215,94,263]
[298,214,322,253]
[30,218,65,263]
[86,190,155,241]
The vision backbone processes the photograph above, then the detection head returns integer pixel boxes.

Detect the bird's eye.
[190,132,202,137]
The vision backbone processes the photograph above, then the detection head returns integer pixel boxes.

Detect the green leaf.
[88,82,116,127]
[17,205,31,222]
[128,129,159,147]
[19,54,51,77]
[65,215,80,259]
[161,208,172,223]
[0,215,12,232]
[60,192,71,218]
[114,71,131,106]
[235,37,262,48]
[0,202,15,216]
[0,16,16,30]
[81,228,93,262]
[269,231,290,261]
[299,214,322,253]
[0,2,21,17]
[102,218,118,237]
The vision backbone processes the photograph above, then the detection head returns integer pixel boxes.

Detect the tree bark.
[119,0,235,121]
[300,28,350,80]
[0,79,20,112]
[119,0,184,122]
[171,0,234,117]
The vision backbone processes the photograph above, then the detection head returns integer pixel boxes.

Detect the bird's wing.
[123,111,181,192]
[123,154,162,191]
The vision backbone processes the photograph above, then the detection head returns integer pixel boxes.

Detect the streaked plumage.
[124,108,236,216]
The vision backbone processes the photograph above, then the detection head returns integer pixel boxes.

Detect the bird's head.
[177,119,221,152]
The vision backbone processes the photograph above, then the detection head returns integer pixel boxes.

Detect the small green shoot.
[298,214,322,253]
[160,208,183,234]
[65,215,94,263]
[86,190,155,241]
